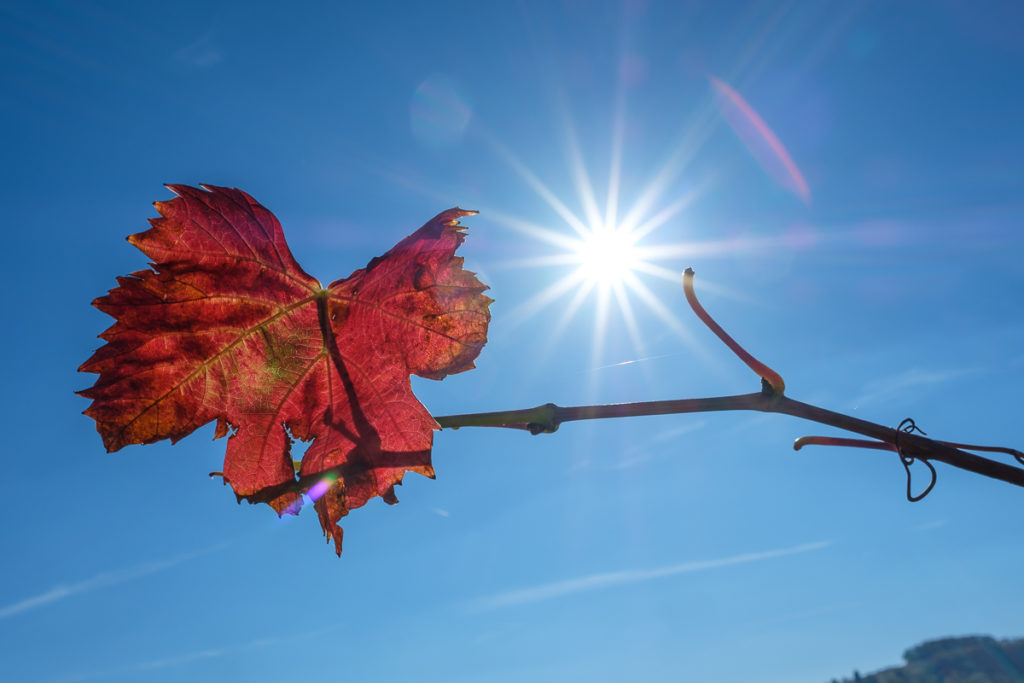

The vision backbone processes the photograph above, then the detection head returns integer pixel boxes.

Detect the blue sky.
[2,1,1023,681]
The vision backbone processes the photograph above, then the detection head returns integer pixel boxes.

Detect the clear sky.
[2,1,1023,681]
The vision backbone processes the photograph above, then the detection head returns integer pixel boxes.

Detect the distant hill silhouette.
[831,635,1024,683]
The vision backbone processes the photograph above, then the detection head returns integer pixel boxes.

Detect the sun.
[475,102,724,364]
[573,225,641,287]
[481,132,709,359]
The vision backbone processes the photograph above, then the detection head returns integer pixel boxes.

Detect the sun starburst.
[480,112,714,366]
[573,224,641,287]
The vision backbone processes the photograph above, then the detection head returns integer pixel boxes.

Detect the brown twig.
[434,268,1024,495]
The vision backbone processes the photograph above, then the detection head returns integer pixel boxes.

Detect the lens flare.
[410,73,473,148]
[306,477,334,502]
[708,75,811,204]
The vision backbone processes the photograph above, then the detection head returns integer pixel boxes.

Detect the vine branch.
[435,268,1024,495]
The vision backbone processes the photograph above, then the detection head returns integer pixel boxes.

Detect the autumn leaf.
[79,185,491,554]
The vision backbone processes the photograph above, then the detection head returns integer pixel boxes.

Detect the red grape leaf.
[78,185,491,554]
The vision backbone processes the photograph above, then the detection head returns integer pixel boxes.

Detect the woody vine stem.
[435,268,1024,498]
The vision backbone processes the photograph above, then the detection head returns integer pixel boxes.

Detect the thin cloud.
[174,31,223,68]
[609,420,707,470]
[467,540,832,611]
[53,626,337,683]
[851,366,984,409]
[0,543,227,620]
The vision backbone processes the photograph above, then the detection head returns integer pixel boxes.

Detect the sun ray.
[629,181,708,241]
[617,127,714,235]
[486,210,583,251]
[559,103,605,231]
[632,243,701,261]
[490,254,587,270]
[621,273,731,374]
[590,283,613,368]
[612,280,646,358]
[620,272,691,342]
[541,278,597,357]
[631,242,732,264]
[669,272,760,307]
[479,132,592,238]
[604,88,626,232]
[616,97,726,234]
[631,261,687,283]
[498,269,588,332]
[629,230,792,264]
[633,263,760,307]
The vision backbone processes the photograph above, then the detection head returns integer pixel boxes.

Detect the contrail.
[468,540,833,610]
[0,543,227,620]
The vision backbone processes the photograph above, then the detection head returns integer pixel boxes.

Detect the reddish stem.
[794,435,1023,466]
[793,436,896,452]
[682,268,786,395]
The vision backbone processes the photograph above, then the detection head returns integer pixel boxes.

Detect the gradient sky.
[2,1,1023,682]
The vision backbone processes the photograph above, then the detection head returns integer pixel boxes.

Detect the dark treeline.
[831,635,1024,683]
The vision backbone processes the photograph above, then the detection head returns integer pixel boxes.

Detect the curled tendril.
[896,418,936,502]
[898,418,926,437]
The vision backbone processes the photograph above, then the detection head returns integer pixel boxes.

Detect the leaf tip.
[326,526,344,556]
[437,207,479,229]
